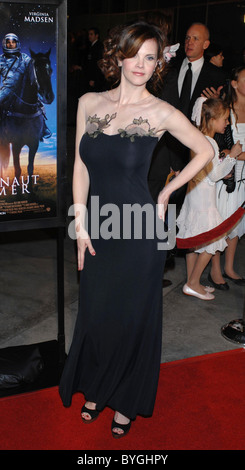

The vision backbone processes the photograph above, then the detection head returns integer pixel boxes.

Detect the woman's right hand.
[76,227,96,271]
[230,140,242,159]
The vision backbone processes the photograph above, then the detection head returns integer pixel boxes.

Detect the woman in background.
[205,43,224,68]
[210,66,245,288]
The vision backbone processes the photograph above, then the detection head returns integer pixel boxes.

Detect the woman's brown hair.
[226,65,245,124]
[99,21,167,92]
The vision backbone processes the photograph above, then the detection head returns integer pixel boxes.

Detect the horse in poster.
[0,49,54,180]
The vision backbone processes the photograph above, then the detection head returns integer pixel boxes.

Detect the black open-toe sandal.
[111,418,131,439]
[81,404,100,423]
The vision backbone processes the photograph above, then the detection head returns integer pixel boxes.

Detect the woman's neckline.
[231,108,245,124]
[103,90,154,105]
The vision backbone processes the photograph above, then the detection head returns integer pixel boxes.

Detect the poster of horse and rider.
[0,2,59,224]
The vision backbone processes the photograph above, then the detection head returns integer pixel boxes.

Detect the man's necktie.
[180,62,192,116]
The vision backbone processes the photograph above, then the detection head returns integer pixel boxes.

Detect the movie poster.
[0,2,57,222]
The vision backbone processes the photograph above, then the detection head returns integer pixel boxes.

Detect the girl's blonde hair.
[199,98,229,134]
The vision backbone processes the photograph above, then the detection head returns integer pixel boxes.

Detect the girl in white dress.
[177,98,242,300]
[210,66,245,287]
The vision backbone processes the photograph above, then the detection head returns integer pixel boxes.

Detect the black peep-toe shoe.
[81,404,100,423]
[111,418,131,439]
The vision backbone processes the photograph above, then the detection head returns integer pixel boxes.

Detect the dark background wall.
[67,0,245,68]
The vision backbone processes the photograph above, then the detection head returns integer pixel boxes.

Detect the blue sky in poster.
[0,3,57,164]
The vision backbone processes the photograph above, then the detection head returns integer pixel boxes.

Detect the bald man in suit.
[161,23,226,116]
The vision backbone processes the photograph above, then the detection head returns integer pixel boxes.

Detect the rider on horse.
[0,33,51,140]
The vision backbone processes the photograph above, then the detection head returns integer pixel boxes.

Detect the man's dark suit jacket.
[86,40,105,91]
[148,56,226,206]
[160,57,226,113]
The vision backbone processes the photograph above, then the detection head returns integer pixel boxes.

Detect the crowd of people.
[60,16,245,438]
[152,21,245,298]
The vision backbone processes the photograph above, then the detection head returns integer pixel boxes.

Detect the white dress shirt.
[178,56,204,97]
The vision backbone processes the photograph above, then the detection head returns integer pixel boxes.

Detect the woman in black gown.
[59,21,214,438]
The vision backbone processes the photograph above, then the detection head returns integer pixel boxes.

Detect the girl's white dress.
[216,111,245,239]
[177,136,236,254]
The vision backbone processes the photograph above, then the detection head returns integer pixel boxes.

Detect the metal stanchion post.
[221,294,245,346]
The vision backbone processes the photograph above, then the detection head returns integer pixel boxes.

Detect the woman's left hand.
[157,187,170,221]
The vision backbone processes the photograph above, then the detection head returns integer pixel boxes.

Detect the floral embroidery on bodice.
[86,113,157,141]
[86,113,117,138]
[118,117,156,141]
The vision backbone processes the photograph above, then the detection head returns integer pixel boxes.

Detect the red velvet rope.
[176,205,245,249]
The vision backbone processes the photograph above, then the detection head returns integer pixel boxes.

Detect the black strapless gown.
[59,132,166,420]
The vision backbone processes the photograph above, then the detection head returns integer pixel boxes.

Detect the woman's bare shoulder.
[79,91,108,105]
[154,95,177,114]
[78,91,109,115]
[147,95,179,134]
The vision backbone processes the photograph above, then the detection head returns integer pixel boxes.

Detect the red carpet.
[1,349,245,451]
